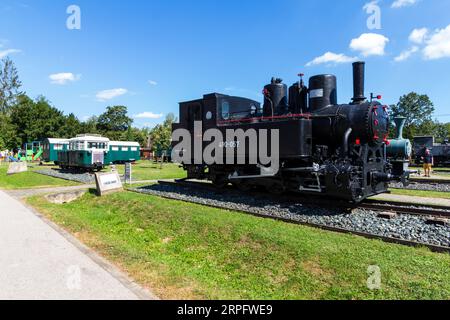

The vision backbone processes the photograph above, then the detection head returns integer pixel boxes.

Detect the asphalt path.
[0,190,156,300]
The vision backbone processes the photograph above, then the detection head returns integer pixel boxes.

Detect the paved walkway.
[5,184,95,199]
[0,190,156,300]
[372,193,450,207]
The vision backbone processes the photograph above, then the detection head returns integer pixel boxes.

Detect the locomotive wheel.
[212,175,228,189]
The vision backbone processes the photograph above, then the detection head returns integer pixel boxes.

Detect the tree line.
[0,57,449,151]
[0,57,174,152]
[390,93,449,141]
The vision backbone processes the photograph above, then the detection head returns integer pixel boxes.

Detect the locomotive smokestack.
[352,61,366,104]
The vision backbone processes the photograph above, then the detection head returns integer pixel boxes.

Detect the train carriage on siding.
[42,138,69,164]
[413,136,450,166]
[58,135,110,171]
[106,141,141,164]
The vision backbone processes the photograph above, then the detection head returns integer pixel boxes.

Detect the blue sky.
[1,0,449,128]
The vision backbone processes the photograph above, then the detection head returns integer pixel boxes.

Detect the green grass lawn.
[109,161,186,181]
[0,164,78,190]
[390,188,450,200]
[28,191,450,300]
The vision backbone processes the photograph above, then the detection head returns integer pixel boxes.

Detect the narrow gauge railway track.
[160,179,450,218]
[361,201,450,218]
[128,180,450,254]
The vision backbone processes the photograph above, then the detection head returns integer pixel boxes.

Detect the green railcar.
[42,138,69,163]
[58,135,109,171]
[105,141,141,164]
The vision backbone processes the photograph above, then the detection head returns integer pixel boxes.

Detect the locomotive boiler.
[172,62,411,202]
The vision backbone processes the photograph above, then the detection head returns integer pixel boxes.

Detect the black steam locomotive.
[172,62,410,202]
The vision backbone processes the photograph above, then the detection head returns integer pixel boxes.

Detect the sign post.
[125,162,132,185]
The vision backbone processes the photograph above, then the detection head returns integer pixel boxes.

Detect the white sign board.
[7,162,28,175]
[95,172,123,196]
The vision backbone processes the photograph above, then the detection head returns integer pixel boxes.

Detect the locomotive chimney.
[393,116,407,140]
[352,61,366,104]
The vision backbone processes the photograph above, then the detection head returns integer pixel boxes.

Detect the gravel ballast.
[35,169,96,184]
[390,181,450,193]
[130,184,450,248]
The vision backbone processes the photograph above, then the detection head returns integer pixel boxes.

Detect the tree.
[0,57,23,114]
[97,106,133,140]
[128,127,151,147]
[0,112,20,149]
[150,113,176,155]
[432,122,449,142]
[390,92,435,140]
[60,113,83,138]
[81,116,100,134]
[10,95,66,145]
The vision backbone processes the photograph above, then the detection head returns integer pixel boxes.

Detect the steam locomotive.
[171,62,411,202]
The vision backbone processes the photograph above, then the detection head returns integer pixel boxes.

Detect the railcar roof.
[44,138,70,144]
[69,136,110,142]
[109,141,140,147]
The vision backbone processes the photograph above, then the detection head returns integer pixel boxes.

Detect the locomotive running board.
[228,173,276,180]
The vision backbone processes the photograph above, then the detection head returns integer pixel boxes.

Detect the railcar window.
[221,101,230,120]
[131,147,138,151]
[122,147,129,152]
[218,98,261,125]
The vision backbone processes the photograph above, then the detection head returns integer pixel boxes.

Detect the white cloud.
[148,80,158,86]
[350,33,389,57]
[391,0,418,8]
[49,72,81,85]
[394,46,419,62]
[0,49,21,59]
[133,112,164,119]
[363,0,379,10]
[96,88,128,101]
[409,28,429,44]
[306,52,358,66]
[423,24,450,60]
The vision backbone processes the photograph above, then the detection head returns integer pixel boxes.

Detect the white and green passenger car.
[42,138,69,164]
[58,135,110,171]
[106,141,141,164]
[56,135,141,171]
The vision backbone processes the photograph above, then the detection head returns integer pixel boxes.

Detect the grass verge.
[110,161,186,181]
[28,191,450,300]
[0,164,78,190]
[390,188,450,200]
